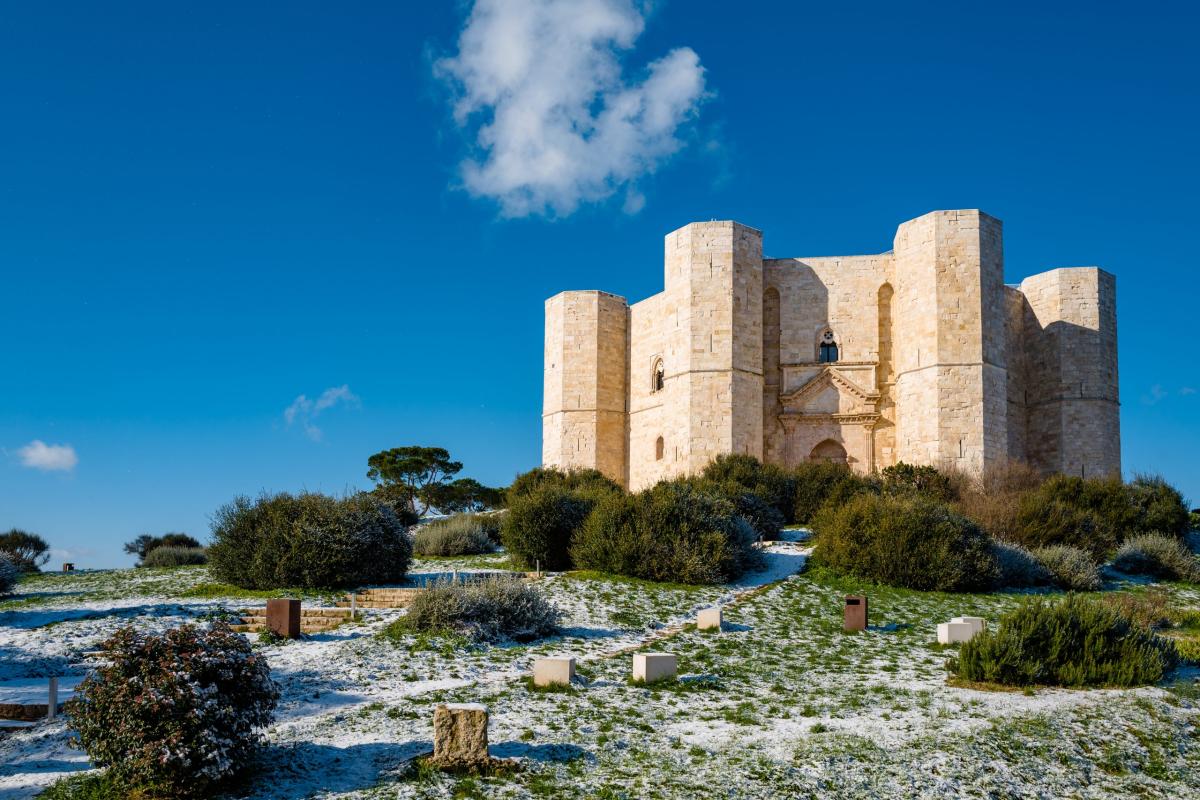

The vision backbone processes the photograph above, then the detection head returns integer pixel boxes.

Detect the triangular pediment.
[779,367,878,416]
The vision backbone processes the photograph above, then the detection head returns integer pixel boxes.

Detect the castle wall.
[1020,267,1121,477]
[542,211,1119,488]
[542,291,629,485]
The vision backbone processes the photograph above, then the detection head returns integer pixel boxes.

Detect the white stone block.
[697,607,722,631]
[950,616,986,635]
[633,652,677,684]
[937,621,976,644]
[533,656,576,687]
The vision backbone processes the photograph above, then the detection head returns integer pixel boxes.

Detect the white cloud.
[18,440,78,472]
[436,0,708,217]
[284,385,359,442]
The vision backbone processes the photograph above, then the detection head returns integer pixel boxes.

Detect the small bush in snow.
[141,545,208,568]
[207,491,412,589]
[990,540,1053,588]
[949,594,1178,687]
[398,576,560,642]
[413,515,496,557]
[66,622,279,796]
[1112,533,1200,582]
[0,553,18,595]
[1032,545,1102,591]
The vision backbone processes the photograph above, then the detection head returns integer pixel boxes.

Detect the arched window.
[655,436,665,460]
[818,329,839,363]
[651,358,665,393]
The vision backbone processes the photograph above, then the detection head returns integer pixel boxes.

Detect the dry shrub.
[1100,589,1173,630]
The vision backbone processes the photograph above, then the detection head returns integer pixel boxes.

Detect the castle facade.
[543,210,1120,490]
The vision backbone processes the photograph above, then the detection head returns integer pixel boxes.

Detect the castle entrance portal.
[809,439,848,465]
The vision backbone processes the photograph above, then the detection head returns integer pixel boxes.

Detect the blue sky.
[2,1,1197,567]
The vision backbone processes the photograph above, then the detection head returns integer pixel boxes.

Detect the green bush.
[948,594,1178,687]
[66,622,279,797]
[207,492,412,589]
[990,540,1052,588]
[0,553,17,595]
[792,461,858,523]
[396,576,560,642]
[1127,475,1190,537]
[412,514,497,556]
[506,466,622,503]
[1191,510,1200,531]
[684,476,783,541]
[1112,534,1200,582]
[124,533,203,565]
[141,546,208,568]
[572,479,763,585]
[880,462,957,502]
[700,454,798,524]
[1031,545,1102,591]
[501,485,594,571]
[0,528,50,572]
[811,493,997,592]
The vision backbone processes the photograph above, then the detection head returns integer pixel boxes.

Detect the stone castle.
[543,210,1120,490]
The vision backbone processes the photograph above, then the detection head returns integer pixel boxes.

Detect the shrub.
[0,553,18,595]
[413,514,497,556]
[66,622,279,796]
[1127,475,1190,537]
[811,493,997,592]
[398,576,560,642]
[880,462,957,502]
[0,528,50,572]
[948,594,1178,687]
[506,466,622,503]
[1100,588,1172,630]
[684,476,783,541]
[700,454,798,524]
[572,479,763,585]
[1031,545,1102,591]
[990,540,1052,588]
[124,533,202,564]
[1191,510,1200,531]
[501,485,594,571]
[1112,533,1200,582]
[141,546,209,568]
[954,460,1043,542]
[792,461,857,523]
[207,492,412,589]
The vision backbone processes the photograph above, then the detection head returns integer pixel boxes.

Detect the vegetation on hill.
[412,514,498,556]
[365,445,502,516]
[123,532,203,565]
[0,528,51,572]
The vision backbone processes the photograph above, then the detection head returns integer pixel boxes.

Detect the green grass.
[176,582,337,602]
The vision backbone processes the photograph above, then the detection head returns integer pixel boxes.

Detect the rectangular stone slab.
[844,595,868,631]
[697,607,722,631]
[533,656,575,687]
[633,653,677,683]
[433,703,489,765]
[937,621,976,644]
[266,598,301,638]
[950,616,986,635]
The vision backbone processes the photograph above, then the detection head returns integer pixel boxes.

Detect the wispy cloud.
[17,440,78,472]
[284,385,359,442]
[1181,387,1196,396]
[435,0,708,218]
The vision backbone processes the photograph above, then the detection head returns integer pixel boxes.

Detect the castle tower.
[661,221,764,475]
[891,210,1009,473]
[542,290,629,485]
[1019,267,1120,477]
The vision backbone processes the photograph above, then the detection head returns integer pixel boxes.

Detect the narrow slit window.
[655,436,665,460]
[652,359,665,393]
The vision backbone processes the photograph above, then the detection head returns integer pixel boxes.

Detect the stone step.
[237,608,351,618]
[335,600,408,609]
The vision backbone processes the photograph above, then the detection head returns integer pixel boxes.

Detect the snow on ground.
[2,550,1200,799]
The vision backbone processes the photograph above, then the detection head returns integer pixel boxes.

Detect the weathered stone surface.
[633,653,677,684]
[951,616,987,636]
[938,621,977,644]
[697,607,722,631]
[432,703,490,766]
[265,598,301,639]
[844,595,868,631]
[543,212,1119,488]
[533,656,575,687]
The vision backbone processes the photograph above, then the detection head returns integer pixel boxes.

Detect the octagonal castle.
[543,210,1120,490]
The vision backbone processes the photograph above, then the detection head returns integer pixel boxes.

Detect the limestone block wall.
[1019,267,1120,477]
[892,210,1008,474]
[1003,286,1030,463]
[542,291,629,485]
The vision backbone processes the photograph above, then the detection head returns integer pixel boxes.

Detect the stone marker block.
[533,656,575,687]
[951,616,986,636]
[697,607,722,631]
[633,653,677,684]
[433,703,489,766]
[937,621,976,644]
[266,598,301,638]
[844,595,868,631]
